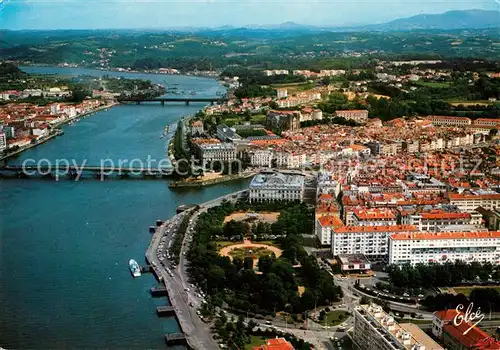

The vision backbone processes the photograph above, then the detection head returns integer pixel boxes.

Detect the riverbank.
[168,171,257,188]
[22,63,221,79]
[0,130,62,162]
[1,66,233,349]
[0,102,118,162]
[54,101,119,128]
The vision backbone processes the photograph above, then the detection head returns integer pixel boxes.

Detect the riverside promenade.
[144,190,249,349]
[145,212,219,350]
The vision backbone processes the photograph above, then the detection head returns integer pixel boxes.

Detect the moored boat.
[129,259,141,277]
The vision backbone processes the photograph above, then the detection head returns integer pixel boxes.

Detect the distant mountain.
[375,9,500,30]
[202,9,500,35]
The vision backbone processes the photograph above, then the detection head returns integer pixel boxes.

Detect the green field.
[453,286,500,297]
[245,335,267,350]
[323,310,350,326]
[416,81,451,88]
[216,241,240,249]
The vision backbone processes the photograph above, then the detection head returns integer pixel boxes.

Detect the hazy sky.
[0,0,498,30]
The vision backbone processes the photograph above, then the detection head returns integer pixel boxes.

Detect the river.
[0,67,249,349]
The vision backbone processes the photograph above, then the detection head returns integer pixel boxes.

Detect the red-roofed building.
[332,225,418,261]
[316,213,344,246]
[389,231,500,265]
[433,309,500,350]
[335,110,368,124]
[253,337,294,350]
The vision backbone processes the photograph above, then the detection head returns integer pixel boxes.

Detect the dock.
[140,265,153,273]
[156,305,176,316]
[165,333,187,346]
[150,286,169,297]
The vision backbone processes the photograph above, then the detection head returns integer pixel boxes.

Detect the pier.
[165,333,187,346]
[150,286,169,297]
[156,305,176,316]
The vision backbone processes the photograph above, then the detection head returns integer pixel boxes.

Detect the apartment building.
[404,140,420,154]
[449,192,500,212]
[249,171,305,202]
[249,149,273,167]
[0,131,6,151]
[277,88,288,99]
[316,214,344,246]
[427,116,472,127]
[403,174,447,194]
[351,208,398,227]
[263,69,289,76]
[353,303,442,350]
[379,142,399,156]
[432,310,500,350]
[331,225,418,261]
[196,143,238,164]
[275,151,307,169]
[401,210,482,231]
[473,118,500,128]
[388,231,500,266]
[190,120,204,135]
[335,110,369,124]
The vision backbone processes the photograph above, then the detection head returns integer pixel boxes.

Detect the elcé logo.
[453,303,485,335]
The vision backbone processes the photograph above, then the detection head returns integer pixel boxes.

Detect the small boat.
[163,125,170,136]
[129,259,141,277]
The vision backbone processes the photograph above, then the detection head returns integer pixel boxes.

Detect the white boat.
[129,259,141,277]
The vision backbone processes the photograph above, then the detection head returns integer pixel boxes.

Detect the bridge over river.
[118,97,228,106]
[0,164,175,179]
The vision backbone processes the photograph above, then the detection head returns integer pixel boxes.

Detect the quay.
[165,333,187,346]
[150,286,169,297]
[156,305,176,316]
[144,190,249,350]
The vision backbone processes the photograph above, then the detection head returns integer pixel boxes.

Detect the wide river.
[0,67,249,349]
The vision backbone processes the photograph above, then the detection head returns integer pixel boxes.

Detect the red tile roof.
[443,321,499,349]
[253,338,294,350]
[391,231,500,241]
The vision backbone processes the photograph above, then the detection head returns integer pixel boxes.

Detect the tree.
[243,257,254,270]
[360,296,371,305]
[258,254,275,274]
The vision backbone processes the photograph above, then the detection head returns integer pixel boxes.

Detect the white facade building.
[249,149,273,167]
[335,110,369,124]
[277,88,288,99]
[316,215,343,246]
[353,303,442,350]
[249,172,305,202]
[197,143,237,164]
[401,211,482,231]
[0,131,6,151]
[388,231,500,266]
[275,152,307,169]
[331,225,418,261]
[449,192,500,212]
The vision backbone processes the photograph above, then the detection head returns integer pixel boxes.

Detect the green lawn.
[251,114,266,123]
[216,241,240,250]
[415,81,451,88]
[245,335,267,350]
[453,286,500,297]
[323,310,350,326]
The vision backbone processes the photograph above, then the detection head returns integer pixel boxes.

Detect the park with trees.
[186,200,342,317]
